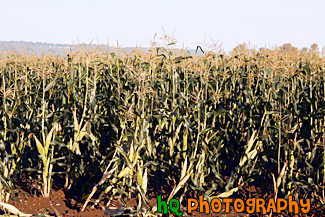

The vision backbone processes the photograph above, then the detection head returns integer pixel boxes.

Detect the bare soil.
[5,183,325,217]
[7,188,248,216]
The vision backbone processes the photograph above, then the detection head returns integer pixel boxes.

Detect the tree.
[310,43,319,52]
[300,47,308,54]
[278,43,299,54]
[233,42,249,54]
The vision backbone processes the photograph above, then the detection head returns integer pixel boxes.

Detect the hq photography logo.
[157,195,311,216]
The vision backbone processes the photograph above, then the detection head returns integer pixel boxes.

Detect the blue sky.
[0,0,324,51]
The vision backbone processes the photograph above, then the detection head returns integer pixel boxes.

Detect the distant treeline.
[0,41,323,57]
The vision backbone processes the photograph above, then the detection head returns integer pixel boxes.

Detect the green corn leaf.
[181,157,188,180]
[143,168,148,193]
[118,167,132,178]
[245,130,257,155]
[73,110,79,132]
[214,187,239,198]
[45,123,56,156]
[33,134,45,159]
[168,169,193,202]
[137,162,143,187]
[44,73,60,93]
[77,122,88,141]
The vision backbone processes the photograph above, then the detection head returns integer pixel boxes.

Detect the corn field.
[0,44,325,215]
